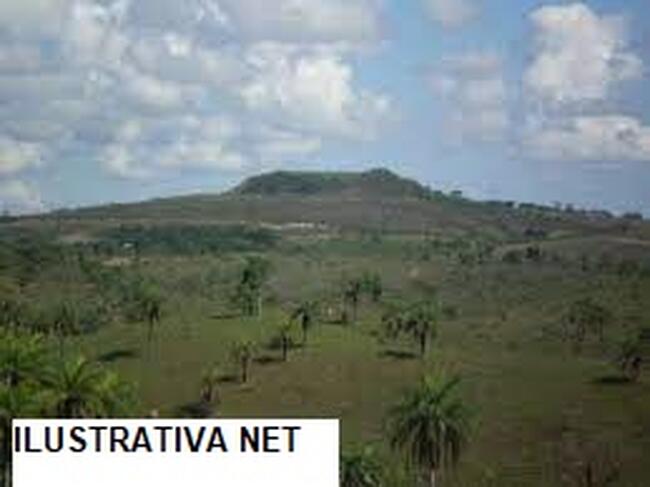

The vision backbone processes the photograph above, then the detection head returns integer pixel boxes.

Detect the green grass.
[3,189,650,487]
[49,237,650,487]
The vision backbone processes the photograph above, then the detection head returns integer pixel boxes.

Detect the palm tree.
[0,383,45,487]
[200,365,221,405]
[292,301,317,345]
[0,331,50,487]
[362,272,383,303]
[341,448,383,487]
[231,341,255,384]
[387,374,471,487]
[407,303,438,357]
[47,356,133,418]
[565,298,612,349]
[343,279,363,323]
[382,302,438,357]
[235,257,271,318]
[278,323,294,362]
[51,301,80,357]
[0,330,46,388]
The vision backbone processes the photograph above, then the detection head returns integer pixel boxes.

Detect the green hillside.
[2,169,650,487]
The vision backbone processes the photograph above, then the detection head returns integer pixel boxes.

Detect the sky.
[1,0,650,215]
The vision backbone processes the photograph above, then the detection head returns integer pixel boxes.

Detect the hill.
[230,168,432,199]
[12,167,646,244]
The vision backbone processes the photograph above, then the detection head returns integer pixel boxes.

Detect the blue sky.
[1,0,649,214]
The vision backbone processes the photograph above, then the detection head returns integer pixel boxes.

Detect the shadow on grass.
[175,401,214,418]
[97,348,139,363]
[216,373,239,384]
[592,375,634,386]
[265,341,304,352]
[254,354,284,365]
[210,312,242,321]
[379,349,418,360]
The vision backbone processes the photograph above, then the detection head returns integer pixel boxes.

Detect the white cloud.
[254,127,322,162]
[0,44,43,73]
[0,0,391,192]
[0,137,43,176]
[523,115,650,162]
[525,3,643,105]
[120,66,203,111]
[0,179,44,214]
[429,52,509,142]
[0,0,73,38]
[64,1,129,68]
[219,0,382,43]
[241,43,390,138]
[101,116,248,179]
[423,0,477,28]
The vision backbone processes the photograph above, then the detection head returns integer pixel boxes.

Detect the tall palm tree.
[278,323,294,362]
[235,257,271,318]
[341,448,383,487]
[387,374,471,487]
[200,365,221,405]
[0,331,49,487]
[0,384,45,487]
[230,341,255,384]
[381,302,438,357]
[407,303,438,357]
[292,301,317,345]
[343,279,363,324]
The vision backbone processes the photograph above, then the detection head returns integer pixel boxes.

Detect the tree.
[234,257,271,317]
[292,301,318,345]
[565,298,612,350]
[343,278,363,324]
[200,365,221,406]
[231,341,255,384]
[362,273,383,303]
[0,331,49,487]
[51,301,81,357]
[382,301,438,356]
[130,283,162,345]
[0,331,134,487]
[47,356,134,418]
[617,327,650,382]
[341,448,383,487]
[0,331,46,388]
[278,323,294,362]
[0,383,45,487]
[387,374,471,487]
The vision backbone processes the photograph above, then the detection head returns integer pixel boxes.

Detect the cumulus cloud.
[0,137,43,176]
[525,3,643,105]
[429,52,509,142]
[0,179,44,214]
[423,0,477,28]
[520,3,650,164]
[100,116,247,179]
[0,0,73,38]
[241,43,390,138]
[253,127,322,163]
[524,115,650,162]
[219,0,383,44]
[0,0,390,192]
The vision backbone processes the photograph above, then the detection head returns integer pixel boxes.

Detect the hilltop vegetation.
[231,168,432,199]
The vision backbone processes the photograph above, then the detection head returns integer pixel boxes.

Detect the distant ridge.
[230,168,431,199]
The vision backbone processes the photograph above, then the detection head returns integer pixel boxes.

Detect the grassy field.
[2,171,650,486]
[48,235,647,487]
